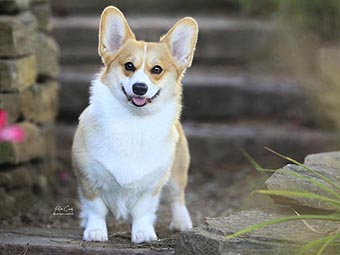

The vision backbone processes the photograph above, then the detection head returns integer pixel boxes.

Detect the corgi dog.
[72,6,198,243]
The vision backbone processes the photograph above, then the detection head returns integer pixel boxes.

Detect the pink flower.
[0,109,25,143]
[0,110,8,129]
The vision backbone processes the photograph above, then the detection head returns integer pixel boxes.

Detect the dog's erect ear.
[98,6,135,65]
[160,17,198,70]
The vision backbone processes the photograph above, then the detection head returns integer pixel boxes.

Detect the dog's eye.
[124,62,135,71]
[151,65,163,74]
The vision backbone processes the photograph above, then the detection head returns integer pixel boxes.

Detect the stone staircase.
[52,1,340,171]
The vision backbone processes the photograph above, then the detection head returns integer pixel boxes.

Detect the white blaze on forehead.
[132,43,148,81]
[141,43,147,71]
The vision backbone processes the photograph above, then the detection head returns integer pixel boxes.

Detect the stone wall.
[0,0,59,219]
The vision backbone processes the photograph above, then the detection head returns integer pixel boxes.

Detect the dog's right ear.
[98,6,135,65]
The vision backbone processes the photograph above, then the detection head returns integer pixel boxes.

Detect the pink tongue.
[132,97,147,106]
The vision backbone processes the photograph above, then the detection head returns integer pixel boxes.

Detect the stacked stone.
[0,0,59,218]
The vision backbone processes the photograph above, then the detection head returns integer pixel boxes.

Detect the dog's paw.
[83,228,108,242]
[131,228,157,243]
[170,204,193,231]
[170,218,193,231]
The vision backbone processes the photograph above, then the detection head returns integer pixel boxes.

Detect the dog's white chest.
[83,105,178,188]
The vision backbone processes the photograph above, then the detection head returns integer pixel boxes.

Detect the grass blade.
[257,190,340,209]
[226,215,340,240]
[239,147,276,173]
[316,234,338,255]
[265,147,340,192]
[298,234,339,254]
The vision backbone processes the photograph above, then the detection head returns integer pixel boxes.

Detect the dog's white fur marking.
[130,192,160,243]
[170,202,193,231]
[78,77,178,241]
[81,195,109,241]
[141,43,147,70]
[86,78,178,187]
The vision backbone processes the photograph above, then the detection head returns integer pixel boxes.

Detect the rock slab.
[34,32,59,78]
[0,122,45,164]
[0,81,58,123]
[0,55,37,92]
[177,152,340,254]
[265,152,340,210]
[0,12,37,57]
[21,81,59,123]
[176,210,339,255]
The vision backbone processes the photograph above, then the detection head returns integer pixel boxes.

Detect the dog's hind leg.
[167,123,193,231]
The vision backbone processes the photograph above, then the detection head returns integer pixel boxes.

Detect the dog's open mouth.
[121,86,160,107]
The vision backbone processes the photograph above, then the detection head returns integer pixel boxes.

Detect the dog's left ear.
[160,17,198,71]
[98,6,135,65]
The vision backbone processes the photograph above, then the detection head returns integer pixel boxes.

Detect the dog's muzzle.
[121,86,161,107]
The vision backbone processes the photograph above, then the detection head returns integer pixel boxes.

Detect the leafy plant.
[227,148,340,254]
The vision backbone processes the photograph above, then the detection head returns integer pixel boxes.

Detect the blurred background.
[1,0,340,241]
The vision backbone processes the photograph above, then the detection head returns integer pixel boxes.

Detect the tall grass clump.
[227,149,340,255]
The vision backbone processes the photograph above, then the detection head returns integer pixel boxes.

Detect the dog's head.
[98,6,198,113]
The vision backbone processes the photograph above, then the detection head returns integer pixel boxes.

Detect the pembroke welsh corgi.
[72,6,198,243]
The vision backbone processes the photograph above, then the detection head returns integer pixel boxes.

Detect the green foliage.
[237,0,340,40]
[278,0,340,40]
[237,0,278,17]
[227,149,340,254]
[0,142,12,161]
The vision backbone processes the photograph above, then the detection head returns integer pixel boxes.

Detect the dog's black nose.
[132,83,148,96]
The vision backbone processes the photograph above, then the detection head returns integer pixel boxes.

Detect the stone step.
[0,227,174,255]
[56,123,339,172]
[51,15,277,65]
[57,65,310,123]
[177,210,340,255]
[52,0,238,16]
[184,122,339,171]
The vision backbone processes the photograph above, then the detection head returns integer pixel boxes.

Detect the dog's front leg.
[81,195,109,242]
[130,192,160,243]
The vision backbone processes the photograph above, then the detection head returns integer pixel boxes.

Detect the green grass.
[228,148,340,254]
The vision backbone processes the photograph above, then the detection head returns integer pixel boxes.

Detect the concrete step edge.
[52,15,276,31]
[56,122,340,170]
